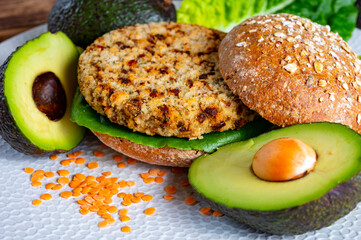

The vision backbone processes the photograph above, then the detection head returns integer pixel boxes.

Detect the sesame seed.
[337,75,344,82]
[236,42,246,47]
[285,56,292,62]
[274,32,286,38]
[258,37,264,42]
[286,37,294,42]
[356,77,361,86]
[283,63,298,74]
[314,62,324,73]
[318,80,327,87]
[300,50,308,57]
[342,83,349,90]
[341,44,352,53]
[357,114,361,125]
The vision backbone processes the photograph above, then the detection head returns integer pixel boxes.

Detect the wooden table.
[0,0,56,42]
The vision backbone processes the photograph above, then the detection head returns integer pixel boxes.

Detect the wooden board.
[0,0,56,42]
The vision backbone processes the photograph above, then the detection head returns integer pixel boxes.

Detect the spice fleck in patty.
[78,22,256,139]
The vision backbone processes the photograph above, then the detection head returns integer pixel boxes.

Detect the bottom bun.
[92,131,204,167]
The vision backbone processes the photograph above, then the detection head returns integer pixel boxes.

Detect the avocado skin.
[0,55,46,155]
[48,0,176,48]
[201,173,361,235]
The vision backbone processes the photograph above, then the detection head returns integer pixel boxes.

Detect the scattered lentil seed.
[45,172,55,178]
[120,215,131,222]
[58,177,70,185]
[165,185,177,194]
[67,151,82,158]
[52,184,63,190]
[134,192,144,198]
[24,167,34,174]
[57,170,70,177]
[106,218,115,225]
[200,208,212,215]
[213,210,224,217]
[40,193,52,201]
[121,226,131,233]
[143,177,154,184]
[75,158,85,164]
[32,199,42,206]
[60,191,72,199]
[98,220,108,228]
[60,160,70,166]
[102,172,111,176]
[163,194,174,200]
[154,177,164,183]
[181,180,190,187]
[80,209,89,215]
[31,181,42,187]
[185,196,197,205]
[141,195,153,201]
[131,197,141,203]
[49,154,58,160]
[127,158,137,165]
[112,155,123,161]
[149,168,160,176]
[140,173,150,179]
[126,181,135,187]
[117,162,126,168]
[118,209,128,216]
[88,162,99,169]
[144,207,156,215]
[122,200,132,206]
[158,170,166,177]
[93,150,104,157]
[45,183,56,189]
[107,206,118,213]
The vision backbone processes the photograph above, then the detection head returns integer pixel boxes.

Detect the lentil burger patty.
[78,22,257,139]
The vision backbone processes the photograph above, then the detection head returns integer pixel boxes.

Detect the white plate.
[1,7,361,240]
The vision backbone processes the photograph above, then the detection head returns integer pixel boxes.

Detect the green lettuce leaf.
[177,0,358,40]
[70,89,273,153]
[177,0,294,32]
[277,0,358,40]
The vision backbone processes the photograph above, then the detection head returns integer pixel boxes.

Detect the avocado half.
[0,31,85,155]
[48,0,176,48]
[189,123,361,235]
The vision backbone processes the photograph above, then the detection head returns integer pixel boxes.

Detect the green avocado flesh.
[189,123,361,211]
[70,89,273,153]
[0,32,85,154]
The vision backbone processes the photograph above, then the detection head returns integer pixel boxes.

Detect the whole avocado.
[48,0,176,48]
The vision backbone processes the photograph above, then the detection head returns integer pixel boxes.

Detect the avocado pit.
[251,137,317,181]
[32,72,66,121]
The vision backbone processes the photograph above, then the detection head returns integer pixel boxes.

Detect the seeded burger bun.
[78,22,257,167]
[219,13,361,134]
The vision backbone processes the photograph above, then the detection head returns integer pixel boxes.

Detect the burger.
[71,14,361,167]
